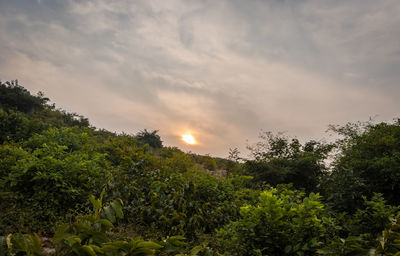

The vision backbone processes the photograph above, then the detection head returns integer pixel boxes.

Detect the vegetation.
[1,80,400,255]
[217,185,335,256]
[245,132,332,192]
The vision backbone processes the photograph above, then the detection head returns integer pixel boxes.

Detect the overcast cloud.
[1,0,400,156]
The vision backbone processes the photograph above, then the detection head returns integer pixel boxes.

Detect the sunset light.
[182,134,196,145]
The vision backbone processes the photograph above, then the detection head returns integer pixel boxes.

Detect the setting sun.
[182,134,196,145]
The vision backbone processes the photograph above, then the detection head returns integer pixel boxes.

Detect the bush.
[217,186,335,256]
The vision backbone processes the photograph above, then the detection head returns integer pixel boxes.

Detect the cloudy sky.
[1,0,400,157]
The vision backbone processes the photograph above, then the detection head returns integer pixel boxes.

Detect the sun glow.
[182,134,196,145]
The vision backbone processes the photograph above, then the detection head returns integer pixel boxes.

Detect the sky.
[1,0,400,157]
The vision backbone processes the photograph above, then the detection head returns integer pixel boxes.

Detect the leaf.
[6,234,12,249]
[81,245,97,256]
[284,245,292,253]
[53,224,71,243]
[97,219,114,229]
[90,195,102,213]
[28,233,41,252]
[130,247,155,255]
[74,223,92,233]
[0,236,8,255]
[65,235,82,247]
[137,241,163,250]
[168,236,186,241]
[111,200,124,219]
[90,244,103,253]
[90,231,110,245]
[190,245,203,255]
[101,244,120,253]
[11,233,28,252]
[105,241,130,252]
[103,206,116,223]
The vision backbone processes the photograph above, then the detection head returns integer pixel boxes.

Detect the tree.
[228,147,241,162]
[244,132,332,192]
[332,120,400,205]
[318,168,366,213]
[203,156,217,171]
[136,129,163,148]
[0,80,49,113]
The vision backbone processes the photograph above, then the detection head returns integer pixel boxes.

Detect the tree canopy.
[136,129,163,148]
[244,132,332,192]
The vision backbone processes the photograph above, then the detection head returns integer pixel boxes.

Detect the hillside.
[1,80,400,255]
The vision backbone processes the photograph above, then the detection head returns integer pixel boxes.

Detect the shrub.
[217,186,335,256]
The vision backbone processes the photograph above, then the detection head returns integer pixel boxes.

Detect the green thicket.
[1,80,400,255]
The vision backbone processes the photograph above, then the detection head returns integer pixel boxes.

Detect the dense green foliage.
[332,120,400,205]
[217,185,334,256]
[136,129,163,149]
[0,80,48,114]
[1,195,195,256]
[244,132,332,192]
[1,80,400,255]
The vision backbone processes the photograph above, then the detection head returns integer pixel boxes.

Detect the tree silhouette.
[136,129,163,148]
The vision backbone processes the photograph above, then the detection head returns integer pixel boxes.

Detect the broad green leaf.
[106,241,130,251]
[90,195,102,212]
[90,244,103,253]
[81,245,97,256]
[190,245,203,255]
[6,234,12,249]
[111,200,124,219]
[53,224,70,243]
[65,236,82,247]
[101,245,119,253]
[130,247,155,255]
[90,231,110,245]
[29,233,41,252]
[97,219,114,228]
[136,241,163,250]
[103,206,116,223]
